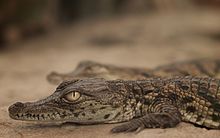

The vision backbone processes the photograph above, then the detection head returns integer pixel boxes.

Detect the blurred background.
[1,0,220,47]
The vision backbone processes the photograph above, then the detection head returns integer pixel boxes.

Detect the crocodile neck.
[107,79,163,122]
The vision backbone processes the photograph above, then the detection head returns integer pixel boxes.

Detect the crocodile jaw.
[8,102,65,122]
[8,101,124,124]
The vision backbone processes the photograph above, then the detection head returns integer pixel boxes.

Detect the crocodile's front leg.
[111,99,181,133]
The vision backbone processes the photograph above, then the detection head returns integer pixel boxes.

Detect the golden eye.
[63,92,81,102]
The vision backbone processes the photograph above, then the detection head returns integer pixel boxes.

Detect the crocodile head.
[8,78,129,124]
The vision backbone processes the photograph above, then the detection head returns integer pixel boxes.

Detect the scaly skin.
[47,59,220,85]
[8,76,220,133]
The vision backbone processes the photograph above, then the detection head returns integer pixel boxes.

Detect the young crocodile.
[47,59,220,85]
[8,76,220,133]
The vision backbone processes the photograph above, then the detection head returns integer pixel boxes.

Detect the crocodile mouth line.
[10,112,67,121]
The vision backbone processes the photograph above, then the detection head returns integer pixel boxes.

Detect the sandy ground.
[1,9,220,138]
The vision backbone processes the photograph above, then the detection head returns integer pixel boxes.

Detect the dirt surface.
[1,9,220,138]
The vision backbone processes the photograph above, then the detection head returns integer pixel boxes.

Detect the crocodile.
[47,59,220,85]
[8,76,220,133]
[47,60,151,85]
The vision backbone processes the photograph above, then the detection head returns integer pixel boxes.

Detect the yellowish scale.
[183,111,193,122]
[189,114,198,123]
[199,100,205,105]
[203,107,208,111]
[208,109,214,115]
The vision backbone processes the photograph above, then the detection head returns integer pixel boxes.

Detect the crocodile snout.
[8,102,25,118]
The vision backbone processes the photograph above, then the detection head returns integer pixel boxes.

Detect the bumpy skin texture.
[8,76,220,133]
[47,59,220,85]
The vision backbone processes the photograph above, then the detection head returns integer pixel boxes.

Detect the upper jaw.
[9,102,26,119]
[8,101,123,124]
[8,101,66,122]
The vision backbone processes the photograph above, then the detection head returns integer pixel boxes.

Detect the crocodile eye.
[63,92,81,102]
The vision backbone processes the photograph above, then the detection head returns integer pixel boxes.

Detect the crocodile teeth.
[14,112,63,121]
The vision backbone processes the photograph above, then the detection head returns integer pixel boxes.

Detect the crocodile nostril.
[13,102,25,108]
[8,102,25,115]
